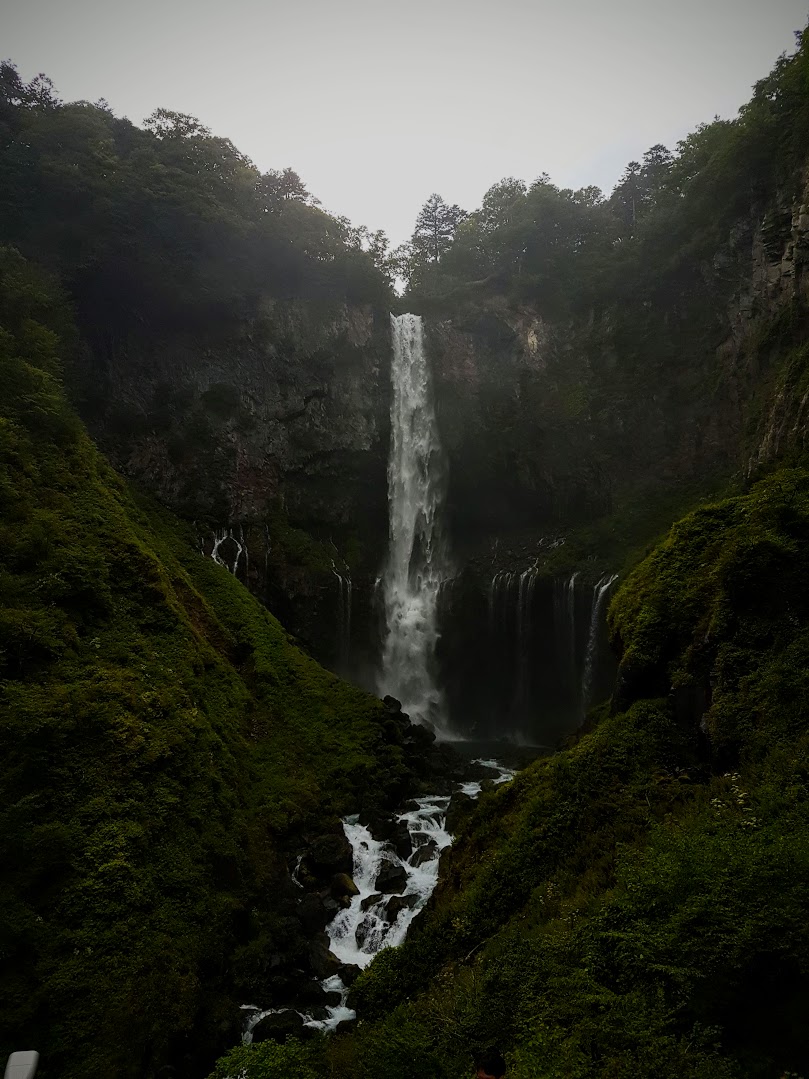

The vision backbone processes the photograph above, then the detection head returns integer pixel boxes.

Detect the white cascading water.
[241,760,516,1040]
[379,313,448,731]
[581,573,618,716]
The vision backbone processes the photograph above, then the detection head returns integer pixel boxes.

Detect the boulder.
[252,1010,304,1044]
[409,839,438,868]
[391,821,413,860]
[382,719,404,744]
[331,872,360,899]
[374,858,408,894]
[322,896,341,920]
[360,892,383,911]
[405,724,436,748]
[308,934,341,979]
[385,893,419,922]
[339,963,363,986]
[355,917,376,949]
[360,811,393,839]
[298,892,330,934]
[292,978,342,1010]
[307,833,353,877]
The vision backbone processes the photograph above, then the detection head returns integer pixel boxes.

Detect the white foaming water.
[242,761,517,1041]
[459,759,517,797]
[379,313,449,732]
[327,798,453,971]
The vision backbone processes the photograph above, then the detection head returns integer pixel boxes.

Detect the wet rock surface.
[374,858,408,894]
[251,1010,306,1044]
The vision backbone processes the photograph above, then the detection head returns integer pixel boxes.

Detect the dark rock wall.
[72,300,392,670]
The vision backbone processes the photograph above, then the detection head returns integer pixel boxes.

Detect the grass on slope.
[0,246,403,1079]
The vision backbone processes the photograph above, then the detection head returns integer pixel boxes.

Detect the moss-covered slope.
[216,468,809,1079]
[0,247,408,1078]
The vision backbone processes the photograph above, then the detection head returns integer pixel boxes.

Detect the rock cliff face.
[420,169,809,739]
[73,300,392,672]
[429,168,809,565]
[719,166,809,473]
[68,170,809,719]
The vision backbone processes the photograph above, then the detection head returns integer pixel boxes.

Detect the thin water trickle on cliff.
[379,313,449,732]
[581,573,619,717]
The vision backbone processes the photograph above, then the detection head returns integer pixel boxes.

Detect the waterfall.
[487,568,538,732]
[211,526,245,576]
[514,568,538,710]
[379,314,448,731]
[332,567,352,672]
[566,572,577,664]
[581,573,618,716]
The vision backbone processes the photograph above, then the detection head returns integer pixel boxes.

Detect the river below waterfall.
[241,757,517,1042]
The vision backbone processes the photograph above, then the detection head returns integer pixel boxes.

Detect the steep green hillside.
[213,466,809,1078]
[0,247,409,1078]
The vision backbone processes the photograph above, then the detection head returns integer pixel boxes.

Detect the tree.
[144,108,211,139]
[572,185,604,208]
[478,177,527,233]
[411,193,467,263]
[0,60,60,110]
[641,143,674,201]
[257,167,313,209]
[610,146,674,233]
[611,160,644,231]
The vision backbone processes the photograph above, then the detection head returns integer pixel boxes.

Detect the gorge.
[3,27,809,1079]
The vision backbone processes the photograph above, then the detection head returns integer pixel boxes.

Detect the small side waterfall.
[581,573,619,716]
[565,571,578,682]
[332,567,352,673]
[210,526,246,577]
[479,568,616,740]
[379,313,448,730]
[515,568,539,710]
[487,568,539,733]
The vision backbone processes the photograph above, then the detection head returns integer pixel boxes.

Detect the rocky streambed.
[241,757,516,1045]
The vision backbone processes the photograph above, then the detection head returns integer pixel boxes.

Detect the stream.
[241,758,516,1041]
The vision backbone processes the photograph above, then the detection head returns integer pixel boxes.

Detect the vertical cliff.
[70,300,392,673]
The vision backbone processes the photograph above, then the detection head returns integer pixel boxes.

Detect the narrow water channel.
[241,758,516,1040]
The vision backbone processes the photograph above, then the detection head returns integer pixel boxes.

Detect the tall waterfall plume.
[379,314,449,731]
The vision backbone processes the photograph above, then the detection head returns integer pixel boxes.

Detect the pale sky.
[4,0,808,246]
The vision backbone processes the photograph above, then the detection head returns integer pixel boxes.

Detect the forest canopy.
[0,61,394,334]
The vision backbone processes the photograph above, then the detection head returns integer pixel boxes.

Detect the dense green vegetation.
[0,248,410,1078]
[213,468,809,1078]
[0,62,393,326]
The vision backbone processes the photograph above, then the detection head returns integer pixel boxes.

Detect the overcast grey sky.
[4,0,808,245]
